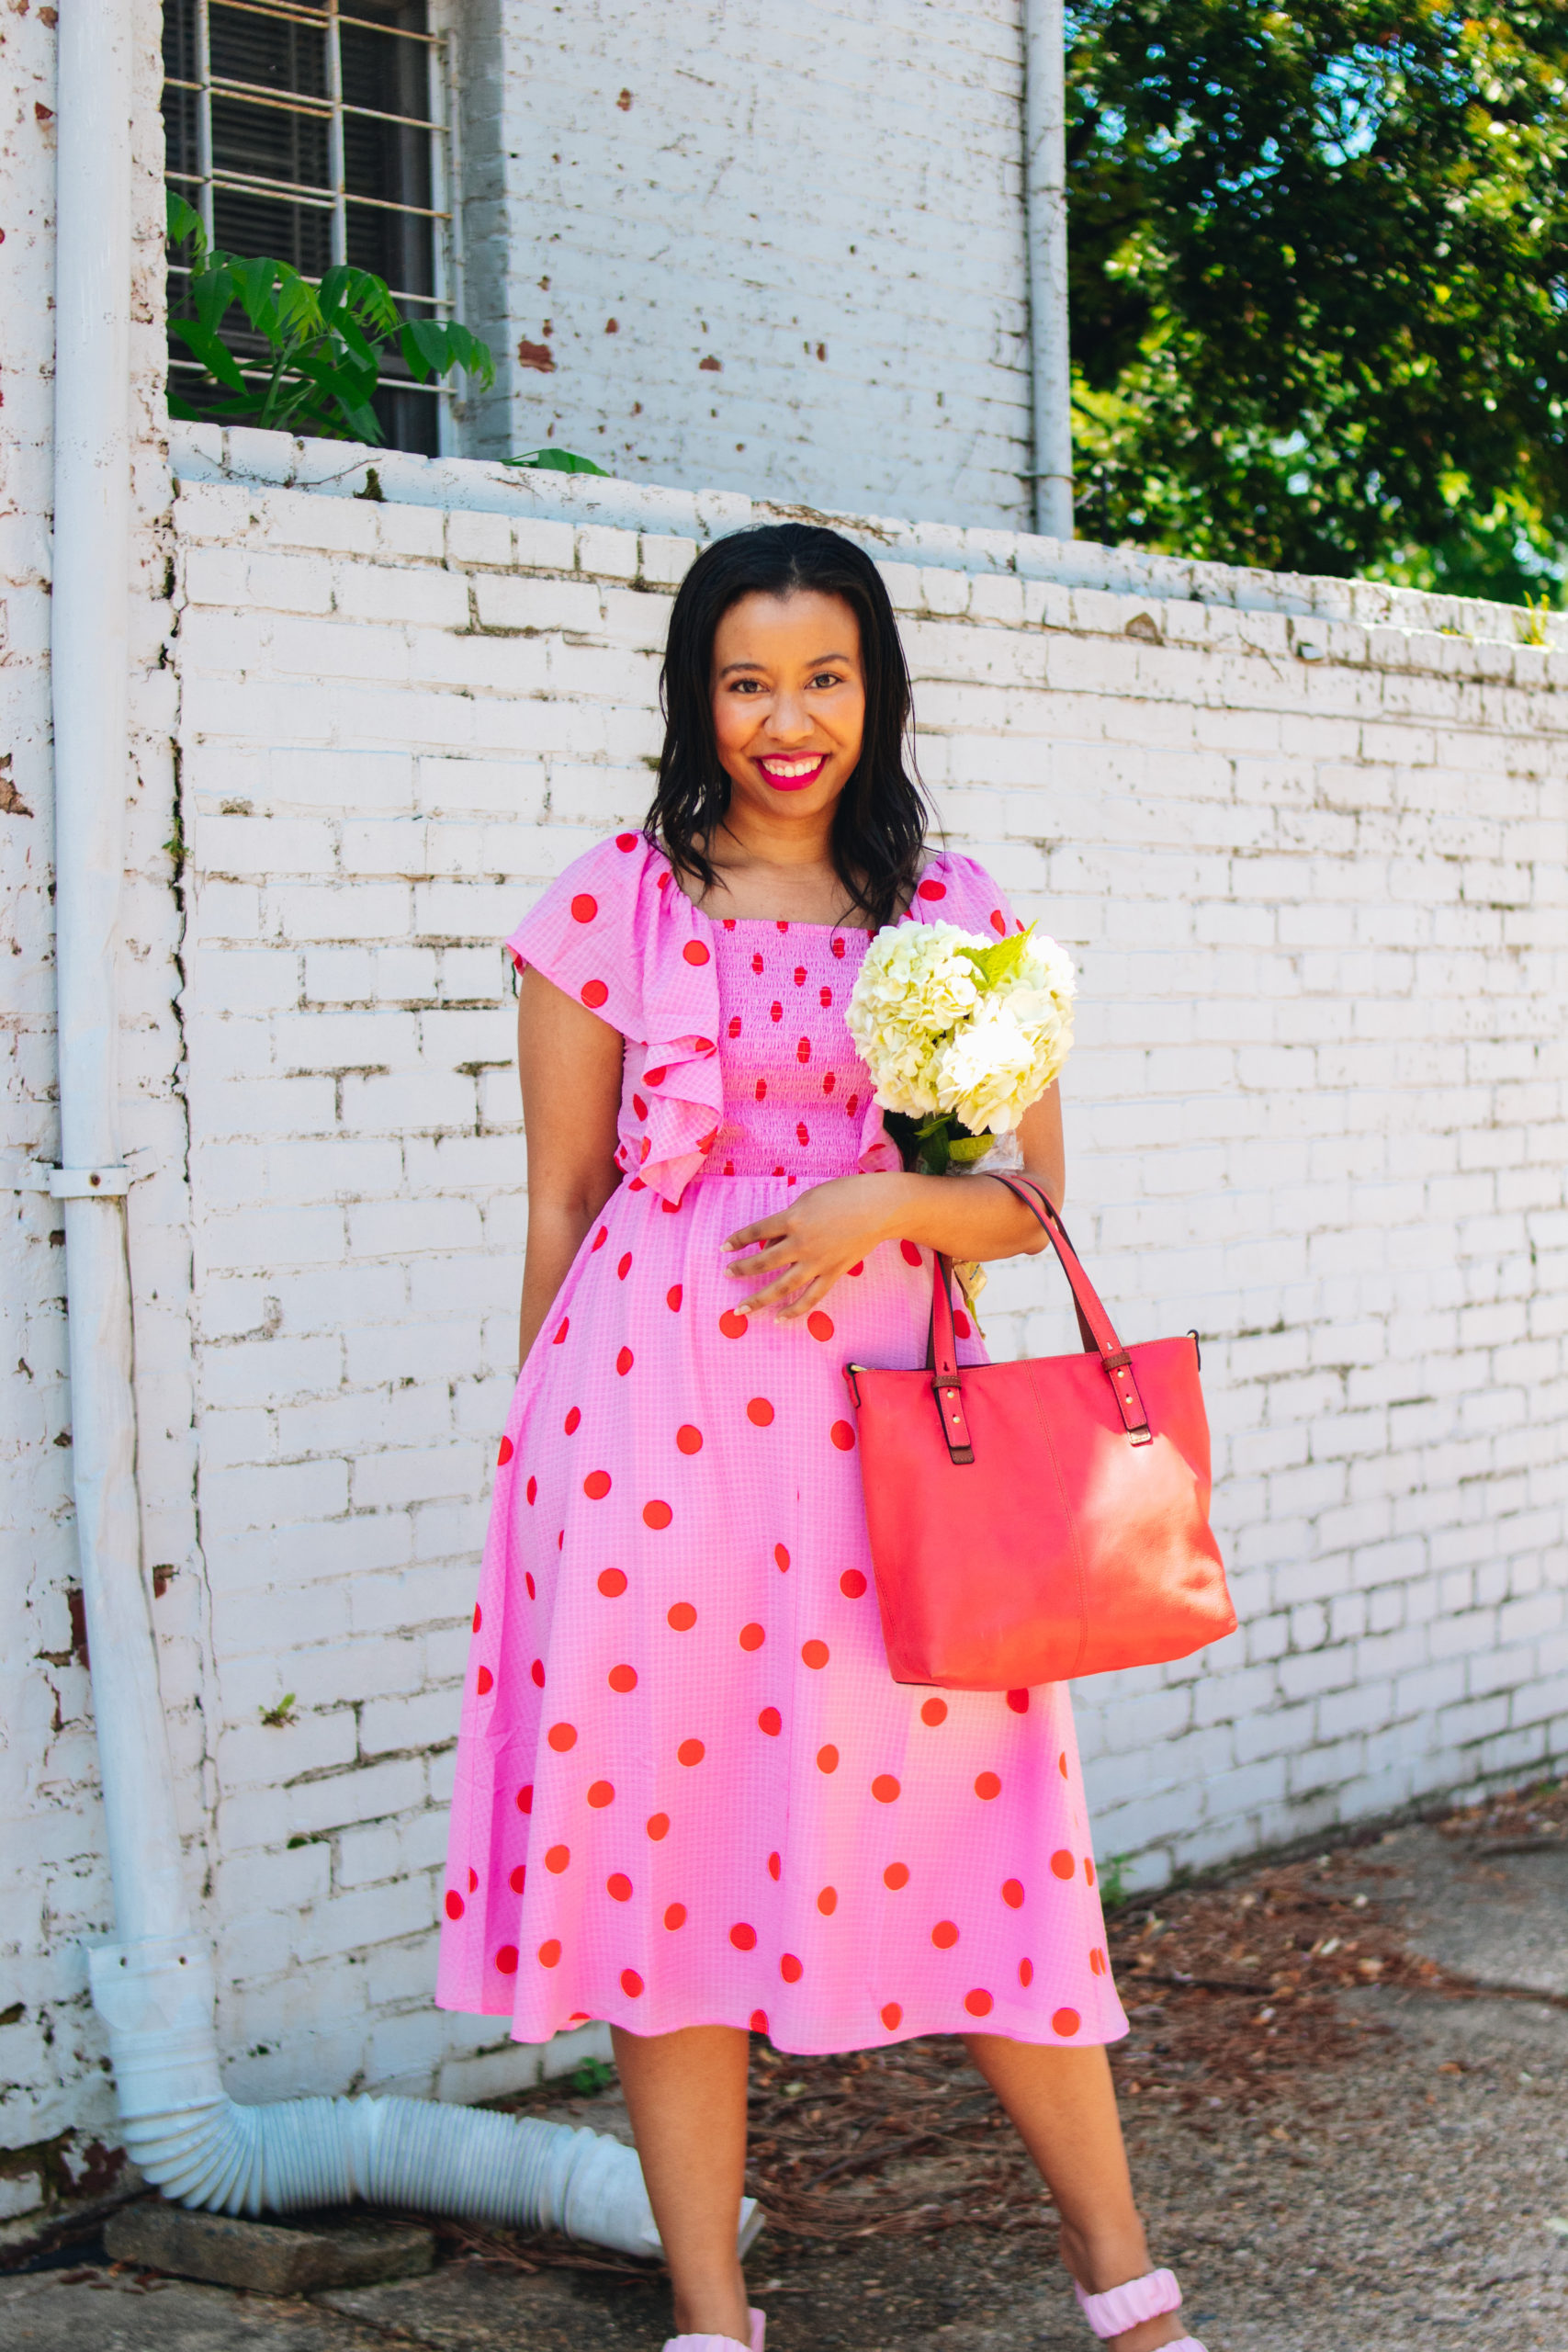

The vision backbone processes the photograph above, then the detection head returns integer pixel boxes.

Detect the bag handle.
[981,1173,1152,1443]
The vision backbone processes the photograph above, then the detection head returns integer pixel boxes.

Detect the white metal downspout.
[1023,0,1074,540]
[52,0,757,2260]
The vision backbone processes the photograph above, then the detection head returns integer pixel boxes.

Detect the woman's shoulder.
[913,848,1021,938]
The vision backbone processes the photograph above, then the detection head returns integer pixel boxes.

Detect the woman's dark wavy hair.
[645,523,933,933]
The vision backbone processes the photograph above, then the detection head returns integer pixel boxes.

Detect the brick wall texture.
[18,451,1568,2154]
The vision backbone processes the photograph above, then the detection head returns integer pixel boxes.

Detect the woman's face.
[708,590,865,826]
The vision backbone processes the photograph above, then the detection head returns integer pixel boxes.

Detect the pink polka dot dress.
[435,831,1128,2055]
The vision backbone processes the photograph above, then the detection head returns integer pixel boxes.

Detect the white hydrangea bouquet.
[846,917,1076,1310]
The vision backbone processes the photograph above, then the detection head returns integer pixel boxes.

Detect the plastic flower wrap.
[847,919,1076,1164]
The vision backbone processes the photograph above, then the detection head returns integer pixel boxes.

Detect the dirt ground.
[6,1778,1566,2352]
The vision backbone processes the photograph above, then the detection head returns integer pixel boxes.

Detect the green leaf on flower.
[947,1132,995,1162]
[957,923,1036,992]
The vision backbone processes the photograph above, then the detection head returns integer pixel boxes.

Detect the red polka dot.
[921,1698,948,1726]
[831,936,846,958]
[953,1309,972,1340]
[840,1568,867,1598]
[538,1939,562,1967]
[1020,1957,1034,1986]
[899,1238,924,1268]
[1089,1947,1106,1975]
[881,2001,903,2030]
[768,1851,781,1880]
[884,1862,909,1890]
[647,1813,670,1840]
[797,1040,811,1068]
[622,1968,645,1996]
[989,908,1007,936]
[823,1071,836,1094]
[918,878,947,900]
[751,952,764,974]
[666,1283,683,1310]
[781,1952,803,1983]
[617,1251,632,1280]
[517,1784,534,1814]
[563,1406,581,1435]
[553,1317,569,1345]
[668,1601,697,1631]
[598,1567,627,1597]
[525,1477,537,1510]
[817,1886,837,1916]
[931,1920,959,1949]
[719,1309,749,1338]
[747,1397,775,1427]
[964,1987,993,2017]
[829,1419,856,1451]
[510,1864,525,1893]
[801,1638,829,1669]
[608,1664,638,1692]
[976,1772,1001,1801]
[615,832,637,851]
[591,1225,608,1251]
[476,1666,493,1695]
[581,978,608,1009]
[645,1065,668,1086]
[750,2008,770,2032]
[1002,1879,1025,1908]
[807,1310,835,1341]
[872,1774,901,1804]
[468,1867,479,1892]
[495,1944,519,1974]
[570,892,598,923]
[632,1092,649,1121]
[525,1572,536,1599]
[583,1470,611,1499]
[1007,1688,1030,1713]
[616,1346,634,1375]
[739,1622,766,1651]
[643,1498,673,1529]
[758,1706,782,1736]
[607,1872,633,1903]
[445,1891,465,1920]
[770,1001,783,1023]
[1051,1849,1076,1879]
[547,1721,577,1751]
[774,1543,791,1571]
[730,1922,757,1951]
[817,1744,840,1773]
[795,1122,810,1147]
[497,1437,513,1466]
[588,1780,615,1808]
[678,1737,705,1766]
[847,1258,863,1276]
[546,1845,570,1872]
[1086,1859,1097,1886]
[682,939,710,966]
[676,1423,704,1453]
[1053,2007,1081,2037]
[530,1658,546,1687]
[728,1014,742,1036]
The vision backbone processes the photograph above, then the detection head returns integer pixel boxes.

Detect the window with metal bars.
[162,0,460,455]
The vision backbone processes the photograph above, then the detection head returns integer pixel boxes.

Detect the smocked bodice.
[690,919,874,1182]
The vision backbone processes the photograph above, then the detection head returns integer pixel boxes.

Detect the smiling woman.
[435,526,1206,2352]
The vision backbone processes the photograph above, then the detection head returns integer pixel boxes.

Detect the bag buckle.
[1100,1349,1152,1445]
[930,1374,975,1465]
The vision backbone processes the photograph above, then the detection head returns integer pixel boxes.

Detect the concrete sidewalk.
[6,1790,1565,2352]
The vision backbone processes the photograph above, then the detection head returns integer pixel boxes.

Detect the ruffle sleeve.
[505,831,721,1209]
[906,850,1025,943]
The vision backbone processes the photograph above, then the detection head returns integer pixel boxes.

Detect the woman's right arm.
[515,965,625,1368]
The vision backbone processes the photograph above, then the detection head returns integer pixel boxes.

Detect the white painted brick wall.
[457,0,1034,527]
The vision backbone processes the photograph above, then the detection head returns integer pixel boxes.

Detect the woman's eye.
[811,672,845,689]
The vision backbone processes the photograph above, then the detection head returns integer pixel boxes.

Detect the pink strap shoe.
[661,2308,766,2352]
[1074,2267,1206,2349]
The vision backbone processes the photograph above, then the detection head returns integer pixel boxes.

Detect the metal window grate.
[162,0,463,455]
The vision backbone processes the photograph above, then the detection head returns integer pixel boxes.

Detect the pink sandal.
[1075,2267,1207,2350]
[661,2308,766,2352]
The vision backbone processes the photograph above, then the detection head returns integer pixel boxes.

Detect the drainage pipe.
[51,0,756,2262]
[1022,0,1074,540]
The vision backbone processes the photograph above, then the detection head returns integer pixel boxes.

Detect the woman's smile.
[755,752,828,791]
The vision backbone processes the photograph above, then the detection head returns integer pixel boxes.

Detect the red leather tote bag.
[843,1174,1234,1689]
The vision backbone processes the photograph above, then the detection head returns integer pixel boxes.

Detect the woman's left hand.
[722,1176,894,1319]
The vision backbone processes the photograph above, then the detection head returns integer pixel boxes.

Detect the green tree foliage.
[165,191,493,444]
[1067,2,1568,596]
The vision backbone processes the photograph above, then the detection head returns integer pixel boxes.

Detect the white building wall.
[458,0,1036,527]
